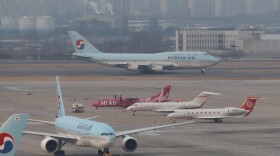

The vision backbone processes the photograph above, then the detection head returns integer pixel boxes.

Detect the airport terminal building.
[176,27,280,58]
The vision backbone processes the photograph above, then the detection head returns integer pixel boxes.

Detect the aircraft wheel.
[98,149,104,156]
[104,148,110,154]
[54,150,65,156]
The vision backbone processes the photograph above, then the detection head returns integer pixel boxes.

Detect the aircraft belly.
[78,137,115,148]
[175,61,215,69]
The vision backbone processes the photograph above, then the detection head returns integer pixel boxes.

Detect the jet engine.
[121,136,138,152]
[127,64,139,71]
[151,65,163,72]
[41,137,59,153]
[227,107,246,116]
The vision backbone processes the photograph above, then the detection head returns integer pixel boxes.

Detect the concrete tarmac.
[0,80,280,156]
[0,61,280,80]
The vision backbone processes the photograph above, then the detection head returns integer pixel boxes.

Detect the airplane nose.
[167,113,174,118]
[214,57,220,63]
[126,106,132,110]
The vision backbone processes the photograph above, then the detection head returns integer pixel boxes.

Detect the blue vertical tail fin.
[68,31,102,54]
[0,114,29,156]
[56,76,65,117]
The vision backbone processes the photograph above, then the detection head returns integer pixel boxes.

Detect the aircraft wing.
[23,131,78,142]
[28,119,55,125]
[101,62,176,71]
[115,121,193,138]
[126,98,139,100]
[197,116,231,119]
[85,116,99,120]
[154,109,177,113]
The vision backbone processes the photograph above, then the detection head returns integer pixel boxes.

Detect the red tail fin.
[142,85,171,102]
[240,96,261,116]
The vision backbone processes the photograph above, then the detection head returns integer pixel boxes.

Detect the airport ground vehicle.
[71,103,84,113]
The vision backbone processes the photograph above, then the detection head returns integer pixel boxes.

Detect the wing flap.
[23,131,78,142]
[28,119,55,125]
[154,109,176,113]
[115,121,193,138]
[197,116,228,119]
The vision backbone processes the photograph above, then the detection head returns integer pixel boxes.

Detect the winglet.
[56,76,65,117]
[0,114,29,156]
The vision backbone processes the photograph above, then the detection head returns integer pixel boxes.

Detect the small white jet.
[126,91,220,116]
[68,31,219,74]
[167,96,261,123]
[23,76,192,156]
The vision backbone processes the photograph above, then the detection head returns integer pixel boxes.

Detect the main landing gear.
[214,118,222,123]
[54,140,66,156]
[98,148,111,156]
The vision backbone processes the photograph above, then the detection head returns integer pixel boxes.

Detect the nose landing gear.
[98,148,111,156]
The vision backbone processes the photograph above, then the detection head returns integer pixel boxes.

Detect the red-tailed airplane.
[92,85,171,109]
[167,96,261,123]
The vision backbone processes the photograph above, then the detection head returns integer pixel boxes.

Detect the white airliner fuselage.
[167,97,261,123]
[167,107,248,119]
[68,31,219,73]
[126,91,220,115]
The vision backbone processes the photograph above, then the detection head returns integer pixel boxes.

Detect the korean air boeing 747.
[68,31,219,74]
[23,77,192,156]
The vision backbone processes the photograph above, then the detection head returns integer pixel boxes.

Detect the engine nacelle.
[127,64,139,71]
[151,65,163,72]
[41,137,59,153]
[121,136,138,152]
[227,107,246,116]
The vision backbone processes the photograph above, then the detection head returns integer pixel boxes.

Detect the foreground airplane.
[167,96,261,123]
[126,91,220,116]
[0,114,29,156]
[92,85,171,109]
[24,77,191,156]
[68,31,219,74]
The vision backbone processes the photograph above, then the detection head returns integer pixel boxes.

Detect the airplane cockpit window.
[205,53,209,55]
